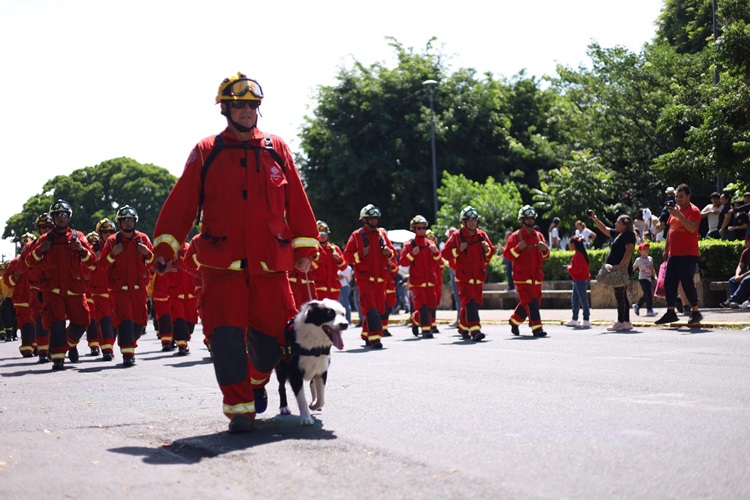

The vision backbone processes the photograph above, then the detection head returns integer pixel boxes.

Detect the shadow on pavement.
[109,417,337,464]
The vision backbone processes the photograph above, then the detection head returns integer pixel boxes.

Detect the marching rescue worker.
[503,205,551,337]
[3,233,37,355]
[344,204,396,349]
[400,216,442,338]
[314,221,347,301]
[91,219,118,361]
[152,73,319,433]
[441,206,495,341]
[99,206,154,367]
[16,214,53,361]
[25,200,96,370]
[84,231,103,356]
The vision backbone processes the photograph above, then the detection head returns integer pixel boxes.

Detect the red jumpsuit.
[152,127,319,421]
[441,227,495,337]
[17,241,49,358]
[344,226,396,345]
[503,227,550,333]
[26,228,96,362]
[183,234,206,348]
[99,231,154,359]
[88,253,115,356]
[3,258,35,357]
[400,236,442,334]
[315,241,346,301]
[151,271,174,348]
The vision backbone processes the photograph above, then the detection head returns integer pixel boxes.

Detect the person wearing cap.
[344,204,396,349]
[503,205,549,337]
[442,206,495,340]
[720,232,750,308]
[25,200,97,370]
[632,241,657,317]
[152,73,319,433]
[655,184,704,327]
[657,186,677,237]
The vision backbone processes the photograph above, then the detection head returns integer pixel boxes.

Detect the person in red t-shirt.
[655,184,704,326]
[563,235,591,328]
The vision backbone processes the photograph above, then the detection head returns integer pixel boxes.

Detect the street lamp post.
[423,79,439,225]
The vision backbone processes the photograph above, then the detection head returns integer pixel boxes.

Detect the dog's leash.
[305,271,314,302]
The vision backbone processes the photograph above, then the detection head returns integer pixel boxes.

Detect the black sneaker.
[370,340,383,349]
[38,353,50,363]
[161,344,175,352]
[511,325,520,336]
[122,355,136,368]
[460,332,471,340]
[654,310,680,325]
[228,414,254,434]
[533,330,548,337]
[253,387,268,414]
[102,352,113,361]
[411,325,419,337]
[68,346,79,363]
[382,330,392,337]
[422,332,434,339]
[719,300,731,308]
[176,346,190,356]
[431,327,440,334]
[687,311,704,326]
[90,347,100,356]
[472,332,486,341]
[52,359,65,370]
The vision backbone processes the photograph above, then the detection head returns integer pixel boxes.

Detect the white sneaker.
[607,322,623,331]
[741,301,750,309]
[563,319,579,327]
[645,310,657,317]
[619,321,633,331]
[581,320,591,329]
[632,304,640,316]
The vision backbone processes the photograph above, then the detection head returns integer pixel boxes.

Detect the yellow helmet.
[21,232,36,245]
[86,231,100,244]
[409,215,428,228]
[215,73,264,104]
[317,220,331,234]
[96,218,117,233]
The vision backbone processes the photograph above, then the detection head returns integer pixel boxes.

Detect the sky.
[0,0,664,259]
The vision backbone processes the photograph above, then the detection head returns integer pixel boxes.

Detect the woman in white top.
[549,217,562,250]
[574,220,596,248]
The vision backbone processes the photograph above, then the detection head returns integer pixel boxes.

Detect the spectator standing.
[549,217,562,250]
[719,192,734,240]
[574,220,596,248]
[632,242,657,317]
[655,184,704,326]
[338,265,353,324]
[701,192,723,239]
[563,235,591,328]
[590,212,637,331]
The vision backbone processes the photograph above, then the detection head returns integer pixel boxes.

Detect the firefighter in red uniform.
[171,242,198,356]
[183,234,207,352]
[400,216,442,339]
[314,221,346,301]
[90,219,117,361]
[344,204,396,349]
[441,206,495,341]
[26,200,96,370]
[503,205,550,337]
[425,229,444,333]
[4,233,36,357]
[84,231,102,356]
[99,206,154,367]
[16,214,53,362]
[152,73,319,434]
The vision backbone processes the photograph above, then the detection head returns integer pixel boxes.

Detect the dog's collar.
[297,345,331,357]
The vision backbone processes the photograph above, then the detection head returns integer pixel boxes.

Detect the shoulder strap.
[116,232,123,246]
[359,228,369,248]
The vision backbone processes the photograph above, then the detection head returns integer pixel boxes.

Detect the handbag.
[596,262,630,287]
[654,260,668,298]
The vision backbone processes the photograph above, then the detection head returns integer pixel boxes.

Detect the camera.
[666,200,675,208]
[586,209,594,217]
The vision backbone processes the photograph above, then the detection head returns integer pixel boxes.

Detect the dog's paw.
[279,406,292,415]
[299,414,315,426]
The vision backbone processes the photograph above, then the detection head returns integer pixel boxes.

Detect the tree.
[3,157,176,249]
[436,172,523,244]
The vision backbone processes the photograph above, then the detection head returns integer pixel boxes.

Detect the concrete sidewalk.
[380,307,750,330]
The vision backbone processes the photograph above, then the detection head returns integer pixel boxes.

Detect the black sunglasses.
[229,100,261,110]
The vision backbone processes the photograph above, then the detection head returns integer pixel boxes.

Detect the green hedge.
[486,240,745,283]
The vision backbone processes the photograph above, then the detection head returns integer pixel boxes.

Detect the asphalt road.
[1,321,748,499]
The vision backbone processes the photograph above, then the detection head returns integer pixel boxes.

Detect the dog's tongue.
[331,330,344,350]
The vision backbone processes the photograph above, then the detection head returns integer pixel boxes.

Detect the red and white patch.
[270,165,283,183]
[186,148,197,165]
